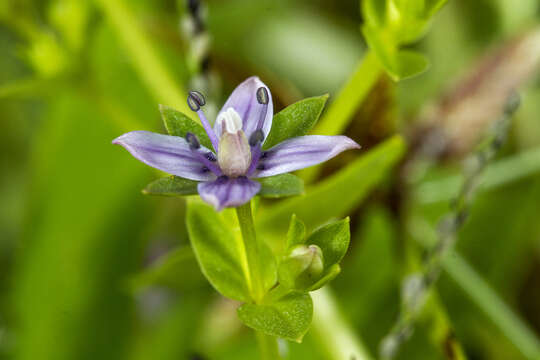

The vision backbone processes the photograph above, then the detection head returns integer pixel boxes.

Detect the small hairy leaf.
[186,200,251,302]
[237,292,313,342]
[307,218,350,267]
[143,176,199,196]
[160,104,213,149]
[257,174,304,198]
[263,95,328,150]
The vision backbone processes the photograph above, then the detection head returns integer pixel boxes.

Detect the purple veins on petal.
[112,130,217,181]
[253,135,360,178]
[197,176,261,211]
[214,76,273,141]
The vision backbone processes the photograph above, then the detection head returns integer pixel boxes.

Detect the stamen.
[186,131,221,175]
[254,86,269,132]
[256,87,269,105]
[205,152,217,162]
[246,88,269,175]
[187,90,219,152]
[187,91,206,111]
[185,132,200,150]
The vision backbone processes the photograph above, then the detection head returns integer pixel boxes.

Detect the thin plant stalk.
[94,0,192,115]
[301,51,382,182]
[236,202,280,359]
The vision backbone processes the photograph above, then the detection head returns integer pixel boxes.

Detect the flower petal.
[113,131,216,181]
[253,135,360,178]
[214,76,273,141]
[198,176,261,211]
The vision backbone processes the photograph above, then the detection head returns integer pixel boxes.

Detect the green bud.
[278,244,324,290]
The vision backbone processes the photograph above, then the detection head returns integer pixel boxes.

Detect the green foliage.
[361,0,446,80]
[257,174,304,198]
[186,200,252,302]
[237,292,313,342]
[143,176,199,196]
[278,217,350,292]
[264,95,328,149]
[259,135,406,237]
[160,104,213,148]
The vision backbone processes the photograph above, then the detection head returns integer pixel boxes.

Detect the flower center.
[217,108,252,177]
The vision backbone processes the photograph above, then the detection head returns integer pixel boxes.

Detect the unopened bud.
[278,244,324,290]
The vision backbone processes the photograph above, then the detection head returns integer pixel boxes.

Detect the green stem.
[236,202,264,302]
[94,0,191,116]
[300,51,382,182]
[236,202,281,360]
[256,331,280,360]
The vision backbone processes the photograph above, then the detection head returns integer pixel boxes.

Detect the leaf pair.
[186,199,313,342]
[362,0,447,80]
[237,216,351,342]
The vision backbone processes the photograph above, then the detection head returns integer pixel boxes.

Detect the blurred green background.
[1,0,540,359]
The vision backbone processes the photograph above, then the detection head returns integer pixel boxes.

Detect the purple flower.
[113,77,359,211]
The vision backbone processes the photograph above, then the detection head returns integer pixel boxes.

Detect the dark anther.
[186,132,200,150]
[201,166,209,173]
[256,164,265,170]
[217,175,229,182]
[256,87,269,105]
[187,91,206,111]
[249,129,265,146]
[205,152,217,162]
[260,151,268,159]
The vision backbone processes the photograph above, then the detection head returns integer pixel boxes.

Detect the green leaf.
[257,174,305,198]
[263,95,328,150]
[425,0,448,17]
[307,264,341,291]
[259,136,406,240]
[160,104,213,149]
[186,200,251,302]
[307,218,350,267]
[362,0,388,27]
[237,292,313,342]
[361,25,400,80]
[393,50,430,80]
[287,214,307,248]
[142,176,199,196]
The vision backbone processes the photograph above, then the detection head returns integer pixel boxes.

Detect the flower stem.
[236,202,264,302]
[256,331,280,360]
[236,202,281,360]
[300,51,382,183]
